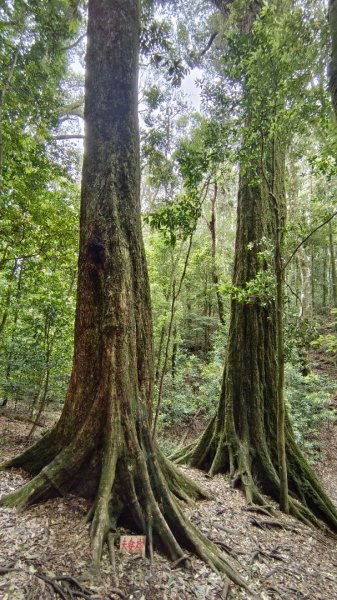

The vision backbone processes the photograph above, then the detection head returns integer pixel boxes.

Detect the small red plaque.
[120,535,146,557]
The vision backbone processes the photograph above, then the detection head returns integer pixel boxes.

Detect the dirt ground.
[1,363,337,599]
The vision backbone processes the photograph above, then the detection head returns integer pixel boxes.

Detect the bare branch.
[50,133,84,140]
[61,32,86,52]
[58,97,84,119]
[187,32,219,67]
[284,209,337,271]
[198,31,219,59]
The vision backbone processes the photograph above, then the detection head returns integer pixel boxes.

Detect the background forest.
[1,0,337,463]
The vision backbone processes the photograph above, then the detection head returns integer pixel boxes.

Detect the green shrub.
[157,341,225,432]
[285,363,336,462]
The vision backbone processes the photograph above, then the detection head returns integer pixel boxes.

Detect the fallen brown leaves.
[1,415,337,599]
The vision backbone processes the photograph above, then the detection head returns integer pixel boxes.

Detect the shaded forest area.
[2,0,337,598]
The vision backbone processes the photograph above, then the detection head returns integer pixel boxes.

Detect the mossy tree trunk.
[329,0,337,119]
[0,0,249,587]
[174,0,337,534]
[329,221,337,308]
[174,142,337,531]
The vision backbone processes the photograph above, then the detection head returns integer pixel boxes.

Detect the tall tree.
[0,0,247,586]
[175,0,337,530]
[329,0,337,120]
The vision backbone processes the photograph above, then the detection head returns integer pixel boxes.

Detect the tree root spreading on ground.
[0,564,119,600]
[0,408,254,594]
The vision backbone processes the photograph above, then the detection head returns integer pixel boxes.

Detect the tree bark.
[329,221,337,308]
[174,152,337,530]
[174,0,337,533]
[208,182,225,326]
[0,0,248,586]
[329,0,337,119]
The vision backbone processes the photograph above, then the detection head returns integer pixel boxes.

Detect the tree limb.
[284,209,337,271]
[61,33,86,52]
[187,32,219,67]
[50,134,84,140]
[58,98,84,119]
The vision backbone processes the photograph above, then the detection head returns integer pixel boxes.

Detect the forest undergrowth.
[1,340,337,600]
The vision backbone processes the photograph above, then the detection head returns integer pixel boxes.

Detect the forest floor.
[1,352,337,599]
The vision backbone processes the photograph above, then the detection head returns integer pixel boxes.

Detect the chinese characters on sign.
[120,535,146,557]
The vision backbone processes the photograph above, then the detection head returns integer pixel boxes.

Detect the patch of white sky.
[181,68,203,111]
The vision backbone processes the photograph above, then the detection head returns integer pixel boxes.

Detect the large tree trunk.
[174,153,337,530]
[329,0,337,119]
[0,0,247,586]
[174,0,337,534]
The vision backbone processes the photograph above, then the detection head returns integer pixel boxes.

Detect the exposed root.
[173,413,337,536]
[108,589,126,599]
[0,563,103,600]
[88,429,253,590]
[171,554,190,568]
[90,399,119,569]
[244,504,275,517]
[107,532,118,586]
[1,410,254,591]
[0,428,96,510]
[0,428,60,474]
[172,416,216,469]
[157,447,210,502]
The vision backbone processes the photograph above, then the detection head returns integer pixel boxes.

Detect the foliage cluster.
[285,364,336,461]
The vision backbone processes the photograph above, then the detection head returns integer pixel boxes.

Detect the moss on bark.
[0,0,251,590]
[174,158,337,532]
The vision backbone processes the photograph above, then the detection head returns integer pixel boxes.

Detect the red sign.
[120,535,146,557]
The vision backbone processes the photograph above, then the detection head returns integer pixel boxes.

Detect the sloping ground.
[310,347,337,508]
[1,413,337,599]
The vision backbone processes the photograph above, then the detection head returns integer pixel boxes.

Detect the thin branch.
[0,252,40,268]
[199,32,219,57]
[50,134,84,140]
[187,31,219,66]
[284,209,337,271]
[58,97,84,119]
[61,32,86,52]
[285,281,303,312]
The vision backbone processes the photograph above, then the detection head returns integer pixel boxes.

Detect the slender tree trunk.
[208,182,225,325]
[155,325,165,383]
[298,246,313,317]
[0,260,18,337]
[1,260,23,408]
[329,221,337,308]
[153,235,193,438]
[329,0,337,119]
[311,249,315,311]
[322,246,328,309]
[27,359,50,439]
[171,325,177,382]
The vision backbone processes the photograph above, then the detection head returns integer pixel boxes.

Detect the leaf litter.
[1,413,337,599]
